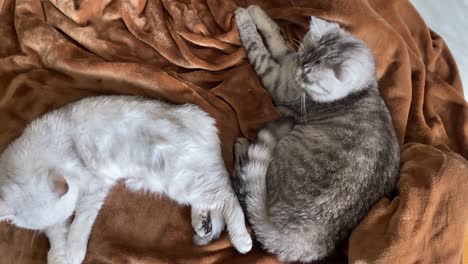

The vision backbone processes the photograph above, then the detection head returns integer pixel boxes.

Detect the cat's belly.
[97,148,216,206]
[122,166,205,205]
[70,97,223,205]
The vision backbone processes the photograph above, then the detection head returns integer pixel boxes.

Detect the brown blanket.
[0,0,467,263]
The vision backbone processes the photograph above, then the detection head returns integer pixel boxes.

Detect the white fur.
[0,96,252,264]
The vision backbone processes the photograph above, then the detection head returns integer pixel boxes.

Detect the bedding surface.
[0,0,467,263]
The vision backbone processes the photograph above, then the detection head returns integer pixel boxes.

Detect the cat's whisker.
[294,39,305,53]
[288,37,302,51]
[298,43,305,53]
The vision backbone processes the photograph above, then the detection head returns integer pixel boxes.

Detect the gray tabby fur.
[232,6,400,262]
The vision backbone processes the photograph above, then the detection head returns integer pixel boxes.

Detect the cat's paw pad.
[231,233,253,254]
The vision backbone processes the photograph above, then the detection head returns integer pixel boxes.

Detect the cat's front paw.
[231,232,253,254]
[246,5,265,19]
[234,8,254,29]
[246,5,275,30]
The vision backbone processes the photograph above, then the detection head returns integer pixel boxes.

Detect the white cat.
[0,96,252,264]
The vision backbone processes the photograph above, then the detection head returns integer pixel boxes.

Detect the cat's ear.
[0,200,14,218]
[48,169,69,197]
[309,16,340,40]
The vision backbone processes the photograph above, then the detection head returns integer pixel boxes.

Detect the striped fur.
[233,6,400,262]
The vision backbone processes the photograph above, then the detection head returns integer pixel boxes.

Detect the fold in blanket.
[0,0,467,263]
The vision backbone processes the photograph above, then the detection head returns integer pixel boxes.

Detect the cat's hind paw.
[192,233,211,246]
[191,209,212,238]
[192,208,226,247]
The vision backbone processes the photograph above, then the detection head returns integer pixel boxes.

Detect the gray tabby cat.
[232,6,400,262]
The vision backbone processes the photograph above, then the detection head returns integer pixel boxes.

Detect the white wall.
[410,0,467,98]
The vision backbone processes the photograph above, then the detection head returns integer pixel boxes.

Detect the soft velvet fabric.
[0,0,467,263]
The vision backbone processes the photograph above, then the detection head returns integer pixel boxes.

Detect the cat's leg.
[247,5,288,60]
[221,196,252,253]
[45,220,70,264]
[193,208,225,246]
[235,8,290,102]
[191,207,212,239]
[66,189,108,264]
[192,168,251,252]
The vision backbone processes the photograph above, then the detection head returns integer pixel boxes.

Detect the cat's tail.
[232,117,293,245]
[233,117,294,209]
[233,118,332,262]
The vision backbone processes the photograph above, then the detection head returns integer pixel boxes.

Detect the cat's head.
[0,163,78,230]
[296,17,376,102]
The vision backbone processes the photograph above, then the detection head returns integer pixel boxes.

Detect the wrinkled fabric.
[0,0,467,263]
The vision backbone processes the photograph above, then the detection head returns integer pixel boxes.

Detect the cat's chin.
[306,91,347,103]
[303,83,360,103]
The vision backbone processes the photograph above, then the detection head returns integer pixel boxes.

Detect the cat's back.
[267,89,399,226]
[274,89,396,173]
[68,96,217,142]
